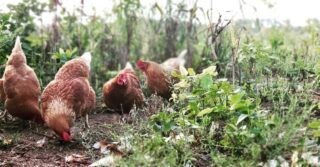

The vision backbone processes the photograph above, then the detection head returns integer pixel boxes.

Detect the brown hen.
[103,63,144,113]
[136,51,186,99]
[0,79,6,103]
[41,52,96,141]
[2,37,43,123]
[136,60,171,99]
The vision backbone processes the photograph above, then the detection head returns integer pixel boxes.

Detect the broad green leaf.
[179,94,187,101]
[202,65,218,76]
[227,124,238,131]
[188,68,196,76]
[230,93,243,104]
[59,48,64,54]
[66,49,72,58]
[171,93,177,99]
[25,34,42,47]
[220,81,233,94]
[179,66,188,76]
[52,53,59,59]
[1,13,10,23]
[197,108,213,117]
[236,114,248,126]
[163,121,174,132]
[313,130,320,137]
[188,102,199,112]
[71,47,78,55]
[175,80,189,88]
[171,70,180,78]
[153,124,161,131]
[308,120,320,129]
[200,74,213,90]
[231,100,251,112]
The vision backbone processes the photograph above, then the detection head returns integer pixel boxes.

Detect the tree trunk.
[186,7,196,68]
[164,0,177,60]
[165,17,178,60]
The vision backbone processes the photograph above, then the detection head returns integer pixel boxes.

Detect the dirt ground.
[0,110,124,167]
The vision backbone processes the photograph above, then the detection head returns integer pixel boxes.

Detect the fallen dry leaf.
[301,152,319,166]
[93,140,110,154]
[291,151,298,167]
[65,154,90,164]
[93,140,125,157]
[3,139,12,145]
[106,143,125,157]
[93,141,101,149]
[35,137,46,148]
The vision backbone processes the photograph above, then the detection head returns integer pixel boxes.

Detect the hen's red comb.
[136,59,146,70]
[136,59,144,66]
[62,131,72,142]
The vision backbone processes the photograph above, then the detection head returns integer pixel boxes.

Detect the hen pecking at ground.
[136,51,185,99]
[41,52,96,142]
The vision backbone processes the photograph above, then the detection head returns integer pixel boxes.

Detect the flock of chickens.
[0,37,185,141]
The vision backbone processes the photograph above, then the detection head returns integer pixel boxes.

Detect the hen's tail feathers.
[178,49,187,59]
[81,52,92,69]
[125,62,133,69]
[13,36,23,53]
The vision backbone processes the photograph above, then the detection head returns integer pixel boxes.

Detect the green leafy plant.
[52,48,78,62]
[308,118,320,138]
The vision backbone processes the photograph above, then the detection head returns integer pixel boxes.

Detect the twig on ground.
[311,90,320,96]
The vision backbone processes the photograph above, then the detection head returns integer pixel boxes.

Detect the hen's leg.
[84,114,90,129]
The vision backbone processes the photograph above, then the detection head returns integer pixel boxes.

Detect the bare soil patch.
[0,110,124,167]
